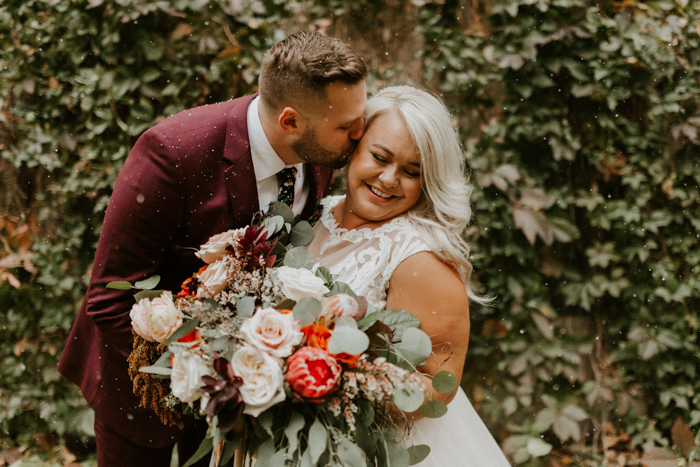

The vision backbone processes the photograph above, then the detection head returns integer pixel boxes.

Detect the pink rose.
[240,308,303,359]
[318,293,365,327]
[147,291,183,342]
[195,229,243,264]
[197,259,229,297]
[286,347,341,402]
[129,298,156,342]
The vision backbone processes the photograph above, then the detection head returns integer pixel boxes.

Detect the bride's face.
[344,112,423,224]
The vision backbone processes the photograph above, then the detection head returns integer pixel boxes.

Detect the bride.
[306,86,511,466]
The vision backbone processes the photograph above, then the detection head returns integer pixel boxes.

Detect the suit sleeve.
[84,129,185,356]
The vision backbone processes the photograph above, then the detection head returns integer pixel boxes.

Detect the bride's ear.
[278,107,307,136]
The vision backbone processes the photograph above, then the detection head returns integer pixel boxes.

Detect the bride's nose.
[378,168,399,187]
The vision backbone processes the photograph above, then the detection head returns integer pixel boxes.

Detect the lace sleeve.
[308,197,432,311]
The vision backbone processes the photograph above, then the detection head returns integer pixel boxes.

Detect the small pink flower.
[286,347,341,402]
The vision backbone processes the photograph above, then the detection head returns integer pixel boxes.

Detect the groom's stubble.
[291,121,356,170]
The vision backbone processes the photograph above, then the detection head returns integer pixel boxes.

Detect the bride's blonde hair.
[363,86,487,304]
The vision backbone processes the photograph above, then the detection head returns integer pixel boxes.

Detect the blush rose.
[240,308,303,359]
[197,259,229,297]
[231,344,286,417]
[170,350,210,404]
[147,291,183,343]
[195,229,243,264]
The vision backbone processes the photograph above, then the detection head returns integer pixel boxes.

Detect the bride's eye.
[372,153,388,163]
[404,169,420,178]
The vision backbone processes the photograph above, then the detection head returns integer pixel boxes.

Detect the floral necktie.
[276,167,297,208]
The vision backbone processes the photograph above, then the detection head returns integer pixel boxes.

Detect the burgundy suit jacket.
[58,94,333,447]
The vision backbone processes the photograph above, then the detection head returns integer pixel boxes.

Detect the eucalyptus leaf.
[385,441,410,467]
[308,418,327,465]
[407,445,431,465]
[357,314,379,331]
[203,297,222,311]
[134,275,161,290]
[393,386,424,412]
[293,297,322,326]
[139,365,172,376]
[337,438,367,467]
[393,328,432,367]
[268,202,294,225]
[327,281,357,297]
[283,247,315,269]
[315,266,333,285]
[153,351,173,368]
[290,220,313,246]
[335,316,358,329]
[164,319,201,346]
[238,296,256,318]
[372,309,420,342]
[418,400,448,419]
[133,289,166,301]
[327,326,369,356]
[284,412,305,455]
[255,439,276,466]
[432,371,459,394]
[106,280,133,290]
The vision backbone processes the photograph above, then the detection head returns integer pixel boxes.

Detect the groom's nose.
[349,117,365,141]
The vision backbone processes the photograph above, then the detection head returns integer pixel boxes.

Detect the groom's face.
[291,81,367,169]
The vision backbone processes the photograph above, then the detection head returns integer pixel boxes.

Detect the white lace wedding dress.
[307,196,511,467]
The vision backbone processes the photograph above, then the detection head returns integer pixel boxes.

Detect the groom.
[58,31,367,466]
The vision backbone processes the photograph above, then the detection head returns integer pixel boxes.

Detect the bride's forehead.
[365,114,420,160]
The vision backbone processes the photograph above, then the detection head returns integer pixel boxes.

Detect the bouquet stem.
[233,431,247,467]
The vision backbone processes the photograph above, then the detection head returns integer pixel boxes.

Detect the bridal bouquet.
[109,202,458,467]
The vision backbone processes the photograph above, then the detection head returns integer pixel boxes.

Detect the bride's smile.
[338,111,423,231]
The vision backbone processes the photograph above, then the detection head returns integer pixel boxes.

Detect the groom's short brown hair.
[259,31,367,112]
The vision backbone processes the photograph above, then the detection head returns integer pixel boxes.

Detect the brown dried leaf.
[671,417,695,458]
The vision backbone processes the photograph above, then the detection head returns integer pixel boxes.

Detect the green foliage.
[419,0,700,462]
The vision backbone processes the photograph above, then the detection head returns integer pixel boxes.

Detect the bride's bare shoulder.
[386,251,468,314]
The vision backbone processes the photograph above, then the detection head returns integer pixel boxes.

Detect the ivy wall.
[1,0,699,465]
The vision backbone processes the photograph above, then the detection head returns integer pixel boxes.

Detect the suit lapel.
[223,94,259,227]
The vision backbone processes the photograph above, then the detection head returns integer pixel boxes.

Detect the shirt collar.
[248,97,301,181]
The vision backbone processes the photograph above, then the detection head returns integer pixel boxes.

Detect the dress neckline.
[320,195,413,244]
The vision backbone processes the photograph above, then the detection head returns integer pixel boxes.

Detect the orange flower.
[170,328,203,366]
[301,324,360,367]
[277,308,293,315]
[301,323,331,351]
[333,352,360,367]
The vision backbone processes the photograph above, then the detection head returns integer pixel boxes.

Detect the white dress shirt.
[247,97,309,215]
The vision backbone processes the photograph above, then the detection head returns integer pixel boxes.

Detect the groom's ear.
[278,107,307,136]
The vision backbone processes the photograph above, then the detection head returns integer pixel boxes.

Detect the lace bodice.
[307,196,432,310]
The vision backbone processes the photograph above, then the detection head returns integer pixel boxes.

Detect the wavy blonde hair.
[363,86,487,304]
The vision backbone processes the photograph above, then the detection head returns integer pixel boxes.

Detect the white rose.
[231,344,286,417]
[195,229,243,264]
[170,350,210,404]
[240,308,303,359]
[147,291,183,343]
[276,266,329,302]
[129,298,156,342]
[197,259,229,297]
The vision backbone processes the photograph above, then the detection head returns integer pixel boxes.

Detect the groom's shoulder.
[137,95,254,152]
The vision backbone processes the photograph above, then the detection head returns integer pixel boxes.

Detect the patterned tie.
[276,167,297,208]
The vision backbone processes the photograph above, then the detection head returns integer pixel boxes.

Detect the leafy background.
[1,0,699,465]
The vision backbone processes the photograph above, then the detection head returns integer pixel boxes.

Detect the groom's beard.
[291,125,356,169]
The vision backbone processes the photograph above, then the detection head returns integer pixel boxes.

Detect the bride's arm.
[385,251,470,420]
